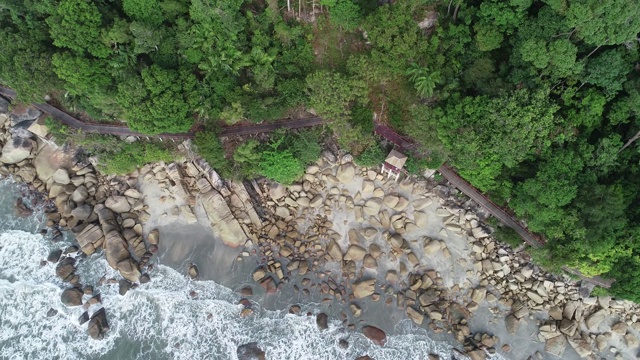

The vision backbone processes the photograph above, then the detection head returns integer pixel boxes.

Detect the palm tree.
[405,63,441,98]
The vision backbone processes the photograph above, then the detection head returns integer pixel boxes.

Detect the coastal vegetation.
[1,0,640,302]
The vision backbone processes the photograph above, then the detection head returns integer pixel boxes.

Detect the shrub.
[355,143,386,167]
[99,142,173,175]
[194,131,232,177]
[259,135,304,185]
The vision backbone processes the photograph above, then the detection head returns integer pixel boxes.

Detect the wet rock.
[87,308,109,340]
[406,306,424,325]
[60,288,83,306]
[139,273,151,284]
[350,303,362,317]
[240,286,253,296]
[237,342,265,360]
[188,264,199,279]
[316,313,328,330]
[46,308,58,317]
[118,279,132,296]
[363,254,377,269]
[559,318,578,337]
[78,311,90,325]
[338,339,349,349]
[362,325,386,346]
[56,262,75,281]
[47,249,63,263]
[289,305,301,314]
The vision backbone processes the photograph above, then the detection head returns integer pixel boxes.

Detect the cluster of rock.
[0,104,158,339]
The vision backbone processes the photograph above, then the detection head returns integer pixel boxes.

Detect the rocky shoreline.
[1,98,640,360]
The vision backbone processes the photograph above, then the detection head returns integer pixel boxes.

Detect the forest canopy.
[1,0,640,302]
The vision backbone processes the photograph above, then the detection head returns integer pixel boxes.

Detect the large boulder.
[269,183,286,200]
[71,204,92,221]
[0,136,35,164]
[76,224,104,255]
[423,238,441,255]
[116,258,141,283]
[105,196,131,213]
[104,231,131,269]
[363,198,382,216]
[71,186,89,204]
[326,239,343,262]
[199,190,247,247]
[52,169,70,185]
[585,308,608,330]
[344,245,366,261]
[353,279,376,299]
[60,288,83,306]
[505,314,519,335]
[87,308,109,340]
[362,325,386,346]
[147,229,160,245]
[336,164,355,183]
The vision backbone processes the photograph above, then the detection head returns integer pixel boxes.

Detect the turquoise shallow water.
[0,179,496,360]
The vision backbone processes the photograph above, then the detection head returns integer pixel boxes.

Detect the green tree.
[123,0,165,26]
[46,0,110,58]
[565,0,640,45]
[322,0,362,32]
[116,65,197,134]
[306,70,367,121]
[437,89,560,191]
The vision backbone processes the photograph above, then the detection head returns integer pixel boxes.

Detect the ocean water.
[0,179,474,360]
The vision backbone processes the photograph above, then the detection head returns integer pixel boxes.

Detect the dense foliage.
[3,0,640,301]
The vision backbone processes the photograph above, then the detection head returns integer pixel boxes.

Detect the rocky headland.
[1,97,639,360]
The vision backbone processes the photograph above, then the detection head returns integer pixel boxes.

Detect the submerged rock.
[237,342,266,360]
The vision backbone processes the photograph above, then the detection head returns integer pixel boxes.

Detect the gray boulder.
[0,136,35,164]
[545,335,567,357]
[105,196,131,213]
[52,169,70,185]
